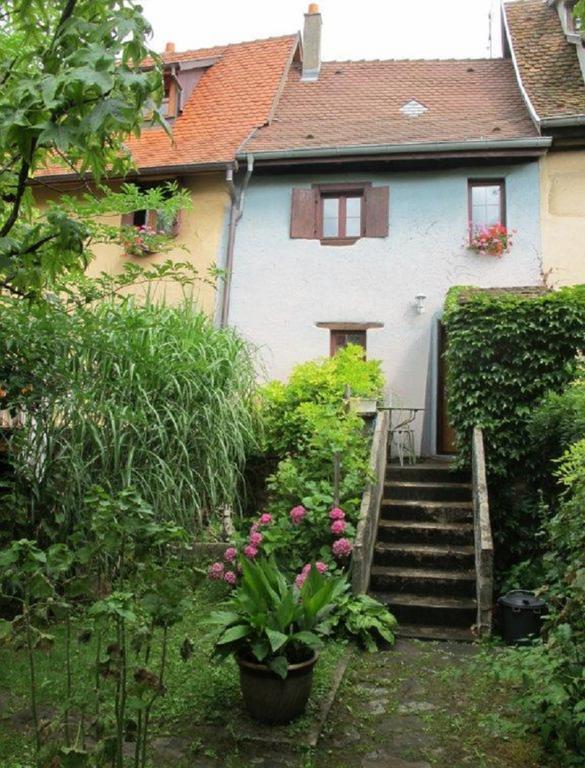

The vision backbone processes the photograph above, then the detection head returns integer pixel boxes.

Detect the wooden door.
[437,322,457,454]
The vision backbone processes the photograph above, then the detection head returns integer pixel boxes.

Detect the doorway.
[436,322,457,454]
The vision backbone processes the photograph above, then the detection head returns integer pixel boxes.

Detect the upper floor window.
[468,179,506,235]
[121,183,181,239]
[291,183,389,244]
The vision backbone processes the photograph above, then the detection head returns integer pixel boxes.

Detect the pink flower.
[224,570,237,586]
[259,513,273,526]
[208,561,224,580]
[315,561,328,574]
[250,522,259,534]
[331,519,346,536]
[243,544,258,559]
[295,572,307,589]
[332,538,353,559]
[329,507,345,521]
[290,505,306,525]
[249,531,263,547]
[302,563,312,574]
[223,547,237,563]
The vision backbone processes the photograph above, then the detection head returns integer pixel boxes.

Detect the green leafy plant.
[209,557,345,679]
[0,294,259,538]
[321,593,397,652]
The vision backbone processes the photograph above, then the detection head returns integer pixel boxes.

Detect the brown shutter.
[121,212,134,227]
[290,188,318,239]
[364,186,389,237]
[146,210,158,230]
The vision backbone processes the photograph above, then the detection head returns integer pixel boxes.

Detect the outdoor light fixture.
[414,294,427,314]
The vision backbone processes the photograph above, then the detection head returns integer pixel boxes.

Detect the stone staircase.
[369,461,476,641]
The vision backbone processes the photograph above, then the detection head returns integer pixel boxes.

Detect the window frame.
[467,178,506,238]
[316,321,383,358]
[330,329,367,357]
[313,182,371,245]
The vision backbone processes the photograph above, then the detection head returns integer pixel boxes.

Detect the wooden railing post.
[472,427,494,636]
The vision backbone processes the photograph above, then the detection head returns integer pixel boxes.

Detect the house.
[33,34,299,314]
[503,0,585,287]
[227,5,550,455]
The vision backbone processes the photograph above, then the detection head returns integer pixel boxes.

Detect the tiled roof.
[241,57,539,156]
[503,0,585,120]
[39,34,298,176]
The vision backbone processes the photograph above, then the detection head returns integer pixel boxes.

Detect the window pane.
[345,196,362,237]
[471,184,502,231]
[323,197,339,238]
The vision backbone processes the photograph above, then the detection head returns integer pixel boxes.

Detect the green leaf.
[268,655,289,680]
[216,624,250,646]
[266,628,288,653]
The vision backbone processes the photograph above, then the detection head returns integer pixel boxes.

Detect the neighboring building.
[34,34,299,313]
[503,0,585,286]
[228,5,550,455]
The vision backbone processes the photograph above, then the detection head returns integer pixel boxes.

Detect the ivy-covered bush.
[443,285,585,477]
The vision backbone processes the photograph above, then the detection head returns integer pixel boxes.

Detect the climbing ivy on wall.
[443,285,585,478]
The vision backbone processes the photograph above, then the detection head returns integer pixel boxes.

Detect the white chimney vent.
[400,100,428,118]
[301,4,322,82]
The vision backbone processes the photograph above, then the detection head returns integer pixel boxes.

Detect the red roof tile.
[503,0,585,120]
[241,57,539,156]
[39,34,298,177]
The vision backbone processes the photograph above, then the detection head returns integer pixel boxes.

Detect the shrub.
[485,439,585,764]
[251,346,383,569]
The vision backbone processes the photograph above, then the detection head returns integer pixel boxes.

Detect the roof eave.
[33,160,233,184]
[239,137,552,164]
[540,113,585,127]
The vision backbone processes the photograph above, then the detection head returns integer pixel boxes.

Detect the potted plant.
[209,556,345,724]
[468,223,514,257]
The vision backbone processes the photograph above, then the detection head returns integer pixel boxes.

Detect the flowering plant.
[208,556,346,678]
[468,223,513,257]
[120,224,159,257]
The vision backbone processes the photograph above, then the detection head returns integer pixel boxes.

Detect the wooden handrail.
[351,410,389,595]
[472,426,494,636]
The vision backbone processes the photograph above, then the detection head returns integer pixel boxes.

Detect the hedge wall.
[443,285,585,478]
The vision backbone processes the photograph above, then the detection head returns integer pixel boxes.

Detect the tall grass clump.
[0,295,259,539]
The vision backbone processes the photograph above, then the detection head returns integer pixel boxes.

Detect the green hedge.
[443,286,585,477]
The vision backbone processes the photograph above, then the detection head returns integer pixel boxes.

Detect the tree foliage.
[0,0,185,295]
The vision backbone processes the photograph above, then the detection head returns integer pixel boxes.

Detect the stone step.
[396,624,475,642]
[381,499,473,523]
[377,519,474,546]
[374,542,475,570]
[384,481,472,503]
[373,591,477,628]
[387,463,470,484]
[370,565,476,598]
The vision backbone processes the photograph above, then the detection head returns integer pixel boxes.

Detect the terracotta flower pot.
[236,650,318,724]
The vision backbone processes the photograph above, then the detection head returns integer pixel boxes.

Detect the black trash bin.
[497,590,546,645]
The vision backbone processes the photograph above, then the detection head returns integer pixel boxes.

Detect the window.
[121,183,181,238]
[290,183,389,243]
[468,179,505,235]
[317,321,383,358]
[330,329,366,356]
[322,193,363,239]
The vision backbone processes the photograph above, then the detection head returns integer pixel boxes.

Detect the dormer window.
[162,71,181,119]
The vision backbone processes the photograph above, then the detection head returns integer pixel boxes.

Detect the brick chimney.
[301,4,322,82]
[164,41,176,54]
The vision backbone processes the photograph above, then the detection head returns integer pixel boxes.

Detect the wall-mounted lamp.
[414,294,427,315]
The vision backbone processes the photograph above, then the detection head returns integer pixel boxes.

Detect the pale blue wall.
[230,163,542,453]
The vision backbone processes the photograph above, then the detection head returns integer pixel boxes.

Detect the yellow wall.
[541,151,585,287]
[35,172,229,314]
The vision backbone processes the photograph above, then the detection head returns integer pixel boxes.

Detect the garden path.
[152,639,544,768]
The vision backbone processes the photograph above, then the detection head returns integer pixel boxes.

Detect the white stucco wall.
[230,164,542,453]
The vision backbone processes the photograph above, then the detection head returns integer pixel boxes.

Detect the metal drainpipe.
[220,154,254,328]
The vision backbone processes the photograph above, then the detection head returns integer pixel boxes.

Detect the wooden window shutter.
[364,186,389,237]
[121,212,134,227]
[290,188,318,239]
